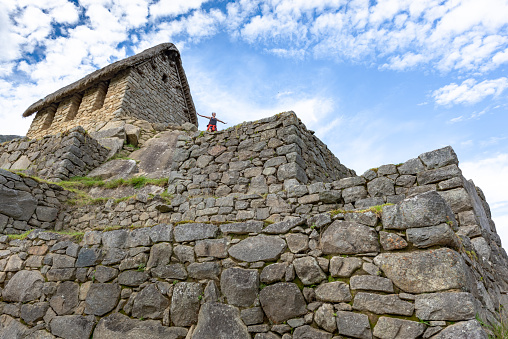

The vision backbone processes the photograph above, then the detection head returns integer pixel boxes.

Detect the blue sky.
[1,0,507,243]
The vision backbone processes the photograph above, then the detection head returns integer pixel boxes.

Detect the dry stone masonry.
[23,43,197,139]
[0,110,506,338]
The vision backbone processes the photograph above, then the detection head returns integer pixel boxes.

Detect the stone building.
[23,43,197,138]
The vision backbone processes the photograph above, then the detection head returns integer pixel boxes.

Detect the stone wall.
[0,127,109,182]
[121,53,194,126]
[0,187,503,338]
[26,71,130,139]
[0,169,71,235]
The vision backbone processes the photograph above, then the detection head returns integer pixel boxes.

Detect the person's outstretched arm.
[217,118,227,124]
[197,113,211,119]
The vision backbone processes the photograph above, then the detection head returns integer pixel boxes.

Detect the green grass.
[329,203,394,218]
[6,229,84,242]
[7,229,35,240]
[57,175,168,190]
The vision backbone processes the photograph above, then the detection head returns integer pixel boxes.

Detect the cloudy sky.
[1,0,507,243]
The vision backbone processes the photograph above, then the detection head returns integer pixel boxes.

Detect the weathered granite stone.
[329,256,363,277]
[343,186,368,204]
[368,177,395,197]
[46,268,76,281]
[220,221,264,234]
[398,158,425,175]
[0,187,37,220]
[101,248,126,265]
[374,248,471,293]
[379,231,408,250]
[314,303,337,333]
[277,162,308,183]
[321,221,380,254]
[336,311,372,339]
[471,237,491,261]
[344,211,378,227]
[373,317,426,339]
[146,242,172,268]
[293,325,332,339]
[50,281,79,316]
[131,284,169,319]
[118,270,149,286]
[315,281,352,302]
[36,206,59,222]
[417,164,461,185]
[88,159,138,180]
[192,303,250,339]
[20,302,49,325]
[353,292,414,316]
[221,268,259,307]
[350,275,394,292]
[85,283,121,316]
[229,235,286,262]
[406,224,460,249]
[254,332,280,339]
[382,191,457,229]
[174,223,218,242]
[102,230,128,248]
[126,227,152,247]
[50,315,95,339]
[151,263,188,280]
[171,282,203,327]
[293,256,327,285]
[195,238,228,258]
[0,314,29,338]
[259,283,307,323]
[438,188,473,213]
[263,218,306,234]
[260,263,288,284]
[174,245,195,263]
[187,262,221,280]
[415,292,476,321]
[319,190,341,203]
[93,312,188,339]
[430,320,487,339]
[3,270,44,302]
[419,146,458,170]
[241,307,264,325]
[148,223,173,243]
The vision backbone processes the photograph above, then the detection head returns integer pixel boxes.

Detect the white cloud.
[150,0,209,19]
[433,77,508,106]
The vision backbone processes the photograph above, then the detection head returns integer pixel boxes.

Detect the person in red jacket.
[197,112,227,132]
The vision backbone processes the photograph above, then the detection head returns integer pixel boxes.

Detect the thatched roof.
[22,43,196,124]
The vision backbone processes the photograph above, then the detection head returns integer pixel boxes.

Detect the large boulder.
[130,130,182,178]
[321,220,380,255]
[259,282,307,323]
[0,187,37,220]
[131,284,169,319]
[372,317,426,339]
[220,268,259,307]
[415,292,477,321]
[430,320,488,339]
[0,315,29,339]
[382,191,457,230]
[229,235,287,262]
[50,281,79,315]
[2,270,44,302]
[50,315,95,339]
[171,282,202,327]
[93,312,187,339]
[192,303,250,339]
[374,248,472,293]
[88,159,138,181]
[85,283,121,316]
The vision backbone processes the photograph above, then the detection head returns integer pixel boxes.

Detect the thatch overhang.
[22,43,198,125]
